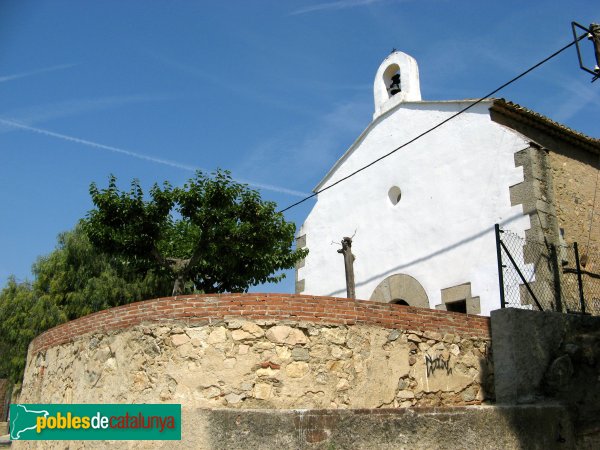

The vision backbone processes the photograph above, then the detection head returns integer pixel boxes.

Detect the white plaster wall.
[298,101,531,316]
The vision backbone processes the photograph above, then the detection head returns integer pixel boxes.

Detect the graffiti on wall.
[425,355,452,377]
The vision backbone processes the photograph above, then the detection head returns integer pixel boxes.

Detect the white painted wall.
[298,94,532,316]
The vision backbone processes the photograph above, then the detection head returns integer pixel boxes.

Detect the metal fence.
[495,224,600,315]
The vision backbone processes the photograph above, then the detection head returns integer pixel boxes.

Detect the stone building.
[296,51,600,316]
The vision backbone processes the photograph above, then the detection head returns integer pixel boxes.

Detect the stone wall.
[491,102,600,312]
[549,147,600,311]
[20,295,492,410]
[510,143,561,246]
[490,99,600,245]
[549,147,600,257]
[16,295,600,449]
[491,308,600,447]
[0,379,9,422]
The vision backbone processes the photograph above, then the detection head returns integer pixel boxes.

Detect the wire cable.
[279,34,588,213]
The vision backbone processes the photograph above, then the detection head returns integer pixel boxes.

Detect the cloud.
[0,63,78,83]
[0,118,309,198]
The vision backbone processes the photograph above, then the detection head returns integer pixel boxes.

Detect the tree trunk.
[337,237,356,299]
[166,257,191,296]
[172,274,186,296]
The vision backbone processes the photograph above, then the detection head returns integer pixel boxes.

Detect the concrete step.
[0,423,10,446]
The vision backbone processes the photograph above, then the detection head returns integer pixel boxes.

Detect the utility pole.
[337,237,356,299]
[572,21,600,82]
[590,23,600,73]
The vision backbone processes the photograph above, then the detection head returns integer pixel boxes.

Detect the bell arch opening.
[383,64,401,99]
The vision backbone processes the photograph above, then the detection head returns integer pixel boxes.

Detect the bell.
[389,73,401,96]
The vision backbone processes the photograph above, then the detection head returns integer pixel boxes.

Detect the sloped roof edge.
[313,99,494,193]
[490,99,600,155]
[314,98,600,193]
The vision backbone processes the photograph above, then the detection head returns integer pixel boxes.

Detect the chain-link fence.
[495,224,600,315]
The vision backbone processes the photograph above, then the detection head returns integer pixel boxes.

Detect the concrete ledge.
[11,405,574,449]
[202,405,574,450]
[0,421,8,448]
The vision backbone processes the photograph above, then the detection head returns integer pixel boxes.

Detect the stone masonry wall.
[547,146,599,313]
[20,294,492,411]
[549,148,600,257]
[0,378,9,422]
[491,102,600,313]
[491,308,600,448]
[490,101,600,255]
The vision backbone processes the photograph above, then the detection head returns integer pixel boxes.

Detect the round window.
[388,186,402,205]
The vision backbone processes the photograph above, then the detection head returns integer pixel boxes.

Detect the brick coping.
[29,294,491,355]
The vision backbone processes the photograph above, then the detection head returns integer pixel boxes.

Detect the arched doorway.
[390,299,409,306]
[370,274,429,308]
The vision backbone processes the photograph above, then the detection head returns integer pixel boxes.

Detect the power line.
[278,34,588,214]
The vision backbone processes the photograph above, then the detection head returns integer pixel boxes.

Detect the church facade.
[296,51,600,316]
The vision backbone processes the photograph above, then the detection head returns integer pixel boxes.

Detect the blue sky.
[1,0,598,294]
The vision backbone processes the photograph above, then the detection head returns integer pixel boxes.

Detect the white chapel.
[295,51,600,316]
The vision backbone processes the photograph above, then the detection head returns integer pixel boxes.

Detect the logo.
[9,404,181,440]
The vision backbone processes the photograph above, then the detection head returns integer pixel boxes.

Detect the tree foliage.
[84,170,307,294]
[0,225,172,382]
[0,170,306,383]
[0,278,64,382]
[33,224,173,320]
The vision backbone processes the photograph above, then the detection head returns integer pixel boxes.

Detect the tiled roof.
[491,99,600,154]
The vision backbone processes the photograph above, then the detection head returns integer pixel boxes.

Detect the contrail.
[0,117,196,170]
[0,63,78,83]
[0,117,309,198]
[289,0,386,16]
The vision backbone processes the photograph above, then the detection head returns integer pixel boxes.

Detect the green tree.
[0,225,172,382]
[33,224,172,320]
[0,277,64,382]
[84,170,307,295]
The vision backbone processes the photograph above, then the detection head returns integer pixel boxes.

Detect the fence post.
[549,244,563,312]
[574,242,586,314]
[495,224,506,308]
